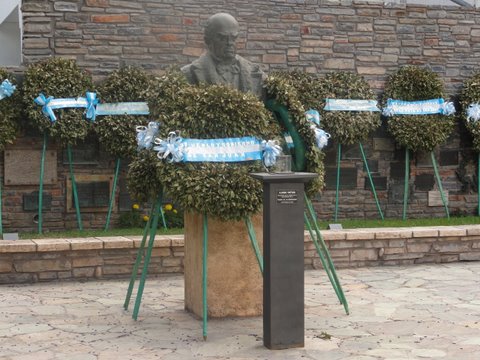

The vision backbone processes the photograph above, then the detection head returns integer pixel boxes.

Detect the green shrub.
[94,66,152,158]
[23,58,93,146]
[264,71,325,197]
[318,72,381,146]
[0,68,20,150]
[383,65,454,152]
[460,71,480,152]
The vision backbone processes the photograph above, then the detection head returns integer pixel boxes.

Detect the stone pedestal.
[184,211,263,318]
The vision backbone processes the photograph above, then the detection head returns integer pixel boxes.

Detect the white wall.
[0,5,21,66]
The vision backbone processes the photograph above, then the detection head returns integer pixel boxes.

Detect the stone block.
[14,259,71,272]
[407,243,432,253]
[91,14,130,23]
[375,230,411,240]
[413,228,439,238]
[428,191,449,207]
[33,239,70,252]
[351,249,378,261]
[38,272,59,281]
[72,257,103,267]
[438,228,467,237]
[459,252,480,261]
[323,58,355,70]
[346,231,375,240]
[73,268,96,278]
[0,261,12,273]
[162,257,182,267]
[97,237,133,249]
[433,242,471,253]
[0,241,37,253]
[68,238,103,250]
[383,247,405,255]
[54,2,78,12]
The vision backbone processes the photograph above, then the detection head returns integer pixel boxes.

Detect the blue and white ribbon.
[136,121,160,150]
[34,93,89,122]
[467,103,480,123]
[382,98,456,117]
[324,99,380,112]
[305,109,321,126]
[151,134,281,166]
[261,140,282,167]
[34,92,151,122]
[312,127,330,149]
[0,79,16,100]
[96,102,149,116]
[304,109,330,150]
[85,92,99,121]
[153,131,185,163]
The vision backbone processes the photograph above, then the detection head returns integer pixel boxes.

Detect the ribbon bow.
[153,131,184,163]
[382,106,395,117]
[311,126,331,149]
[305,109,321,126]
[34,93,57,122]
[441,101,456,116]
[261,140,282,167]
[85,92,99,121]
[0,79,16,100]
[467,103,480,123]
[136,121,160,150]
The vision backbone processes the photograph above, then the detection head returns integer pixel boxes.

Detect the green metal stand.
[403,148,410,221]
[478,153,480,217]
[67,145,83,231]
[104,158,121,231]
[431,152,450,219]
[123,202,155,311]
[304,194,349,315]
[245,217,264,273]
[160,206,167,229]
[202,213,208,340]
[359,143,384,220]
[38,133,48,234]
[334,143,342,221]
[132,194,163,320]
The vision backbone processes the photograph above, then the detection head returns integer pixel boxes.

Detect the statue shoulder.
[236,56,264,75]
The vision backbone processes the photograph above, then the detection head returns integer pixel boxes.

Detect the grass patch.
[18,216,480,239]
[317,216,480,230]
[20,227,184,240]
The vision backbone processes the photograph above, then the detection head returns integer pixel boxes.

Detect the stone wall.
[1,226,479,284]
[1,1,480,231]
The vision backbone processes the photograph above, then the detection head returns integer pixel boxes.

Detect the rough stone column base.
[184,211,263,318]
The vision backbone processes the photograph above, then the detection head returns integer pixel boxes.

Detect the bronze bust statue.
[181,13,265,97]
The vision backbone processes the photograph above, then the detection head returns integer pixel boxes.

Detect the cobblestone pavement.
[0,262,479,360]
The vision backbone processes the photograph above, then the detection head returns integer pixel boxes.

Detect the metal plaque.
[276,189,298,205]
[4,150,57,185]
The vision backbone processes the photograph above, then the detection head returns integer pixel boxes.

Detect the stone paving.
[0,262,479,360]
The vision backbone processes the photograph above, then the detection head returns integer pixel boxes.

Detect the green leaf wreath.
[460,71,480,152]
[383,65,455,152]
[23,57,93,146]
[0,68,20,150]
[318,72,381,146]
[264,71,325,197]
[128,70,280,220]
[94,66,152,158]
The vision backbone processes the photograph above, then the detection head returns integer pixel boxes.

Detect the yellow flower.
[164,204,173,211]
[132,204,140,210]
[173,209,178,214]
[143,215,149,222]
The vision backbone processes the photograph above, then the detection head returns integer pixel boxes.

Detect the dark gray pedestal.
[251,172,318,350]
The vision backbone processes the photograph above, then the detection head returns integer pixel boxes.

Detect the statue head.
[204,13,239,62]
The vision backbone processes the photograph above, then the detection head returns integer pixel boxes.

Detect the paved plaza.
[0,262,479,359]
